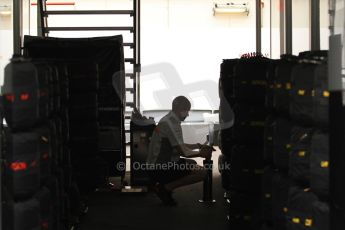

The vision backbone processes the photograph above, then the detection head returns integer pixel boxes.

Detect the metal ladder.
[37,0,141,175]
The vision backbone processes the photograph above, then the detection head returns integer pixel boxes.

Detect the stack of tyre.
[261,55,298,230]
[262,51,330,230]
[66,61,109,196]
[1,58,78,230]
[97,54,124,178]
[23,35,126,178]
[219,55,271,230]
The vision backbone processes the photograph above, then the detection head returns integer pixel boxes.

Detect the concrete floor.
[79,148,229,230]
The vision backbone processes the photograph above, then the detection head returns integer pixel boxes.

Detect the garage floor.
[79,149,229,230]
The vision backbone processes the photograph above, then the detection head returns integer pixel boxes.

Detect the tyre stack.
[22,36,126,226]
[219,55,271,230]
[60,61,89,229]
[285,51,330,230]
[57,61,87,228]
[1,58,60,230]
[262,51,330,230]
[0,57,96,229]
[218,59,237,193]
[261,59,279,229]
[46,61,69,230]
[262,55,298,230]
[23,35,126,178]
[97,53,125,177]
[66,61,109,196]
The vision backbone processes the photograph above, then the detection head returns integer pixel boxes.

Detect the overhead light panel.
[0,4,11,16]
[213,2,249,15]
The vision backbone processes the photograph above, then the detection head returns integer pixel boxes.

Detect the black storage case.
[130,117,156,186]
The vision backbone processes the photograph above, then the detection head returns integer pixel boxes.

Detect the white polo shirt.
[146,111,184,164]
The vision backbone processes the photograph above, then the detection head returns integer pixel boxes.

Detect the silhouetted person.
[146,96,214,206]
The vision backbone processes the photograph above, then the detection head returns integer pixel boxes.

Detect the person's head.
[172,96,191,121]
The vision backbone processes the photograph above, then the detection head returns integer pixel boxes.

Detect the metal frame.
[279,0,285,55]
[44,26,134,32]
[256,0,262,53]
[310,0,320,50]
[279,0,293,55]
[285,0,292,54]
[133,0,137,111]
[37,0,43,36]
[35,0,141,178]
[13,0,23,55]
[132,0,141,111]
[37,0,140,110]
[270,0,272,57]
[44,10,134,15]
[137,0,141,110]
[278,0,321,55]
[329,0,335,36]
[37,0,48,37]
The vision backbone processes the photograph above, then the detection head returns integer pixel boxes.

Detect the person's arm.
[175,144,212,159]
[161,120,212,158]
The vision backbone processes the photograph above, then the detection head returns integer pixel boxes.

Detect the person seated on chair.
[146,96,214,206]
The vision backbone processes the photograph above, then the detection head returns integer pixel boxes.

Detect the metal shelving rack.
[36,0,141,179]
[37,0,141,112]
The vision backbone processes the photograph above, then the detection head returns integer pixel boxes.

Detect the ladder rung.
[44,10,134,15]
[45,27,134,32]
[126,102,135,108]
[125,73,135,79]
[123,43,134,48]
[126,88,134,93]
[125,58,135,64]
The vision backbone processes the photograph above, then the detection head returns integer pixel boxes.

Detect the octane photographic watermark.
[112,62,235,132]
[116,162,126,172]
[116,161,230,172]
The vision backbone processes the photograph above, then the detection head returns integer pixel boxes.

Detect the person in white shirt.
[146,96,214,206]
